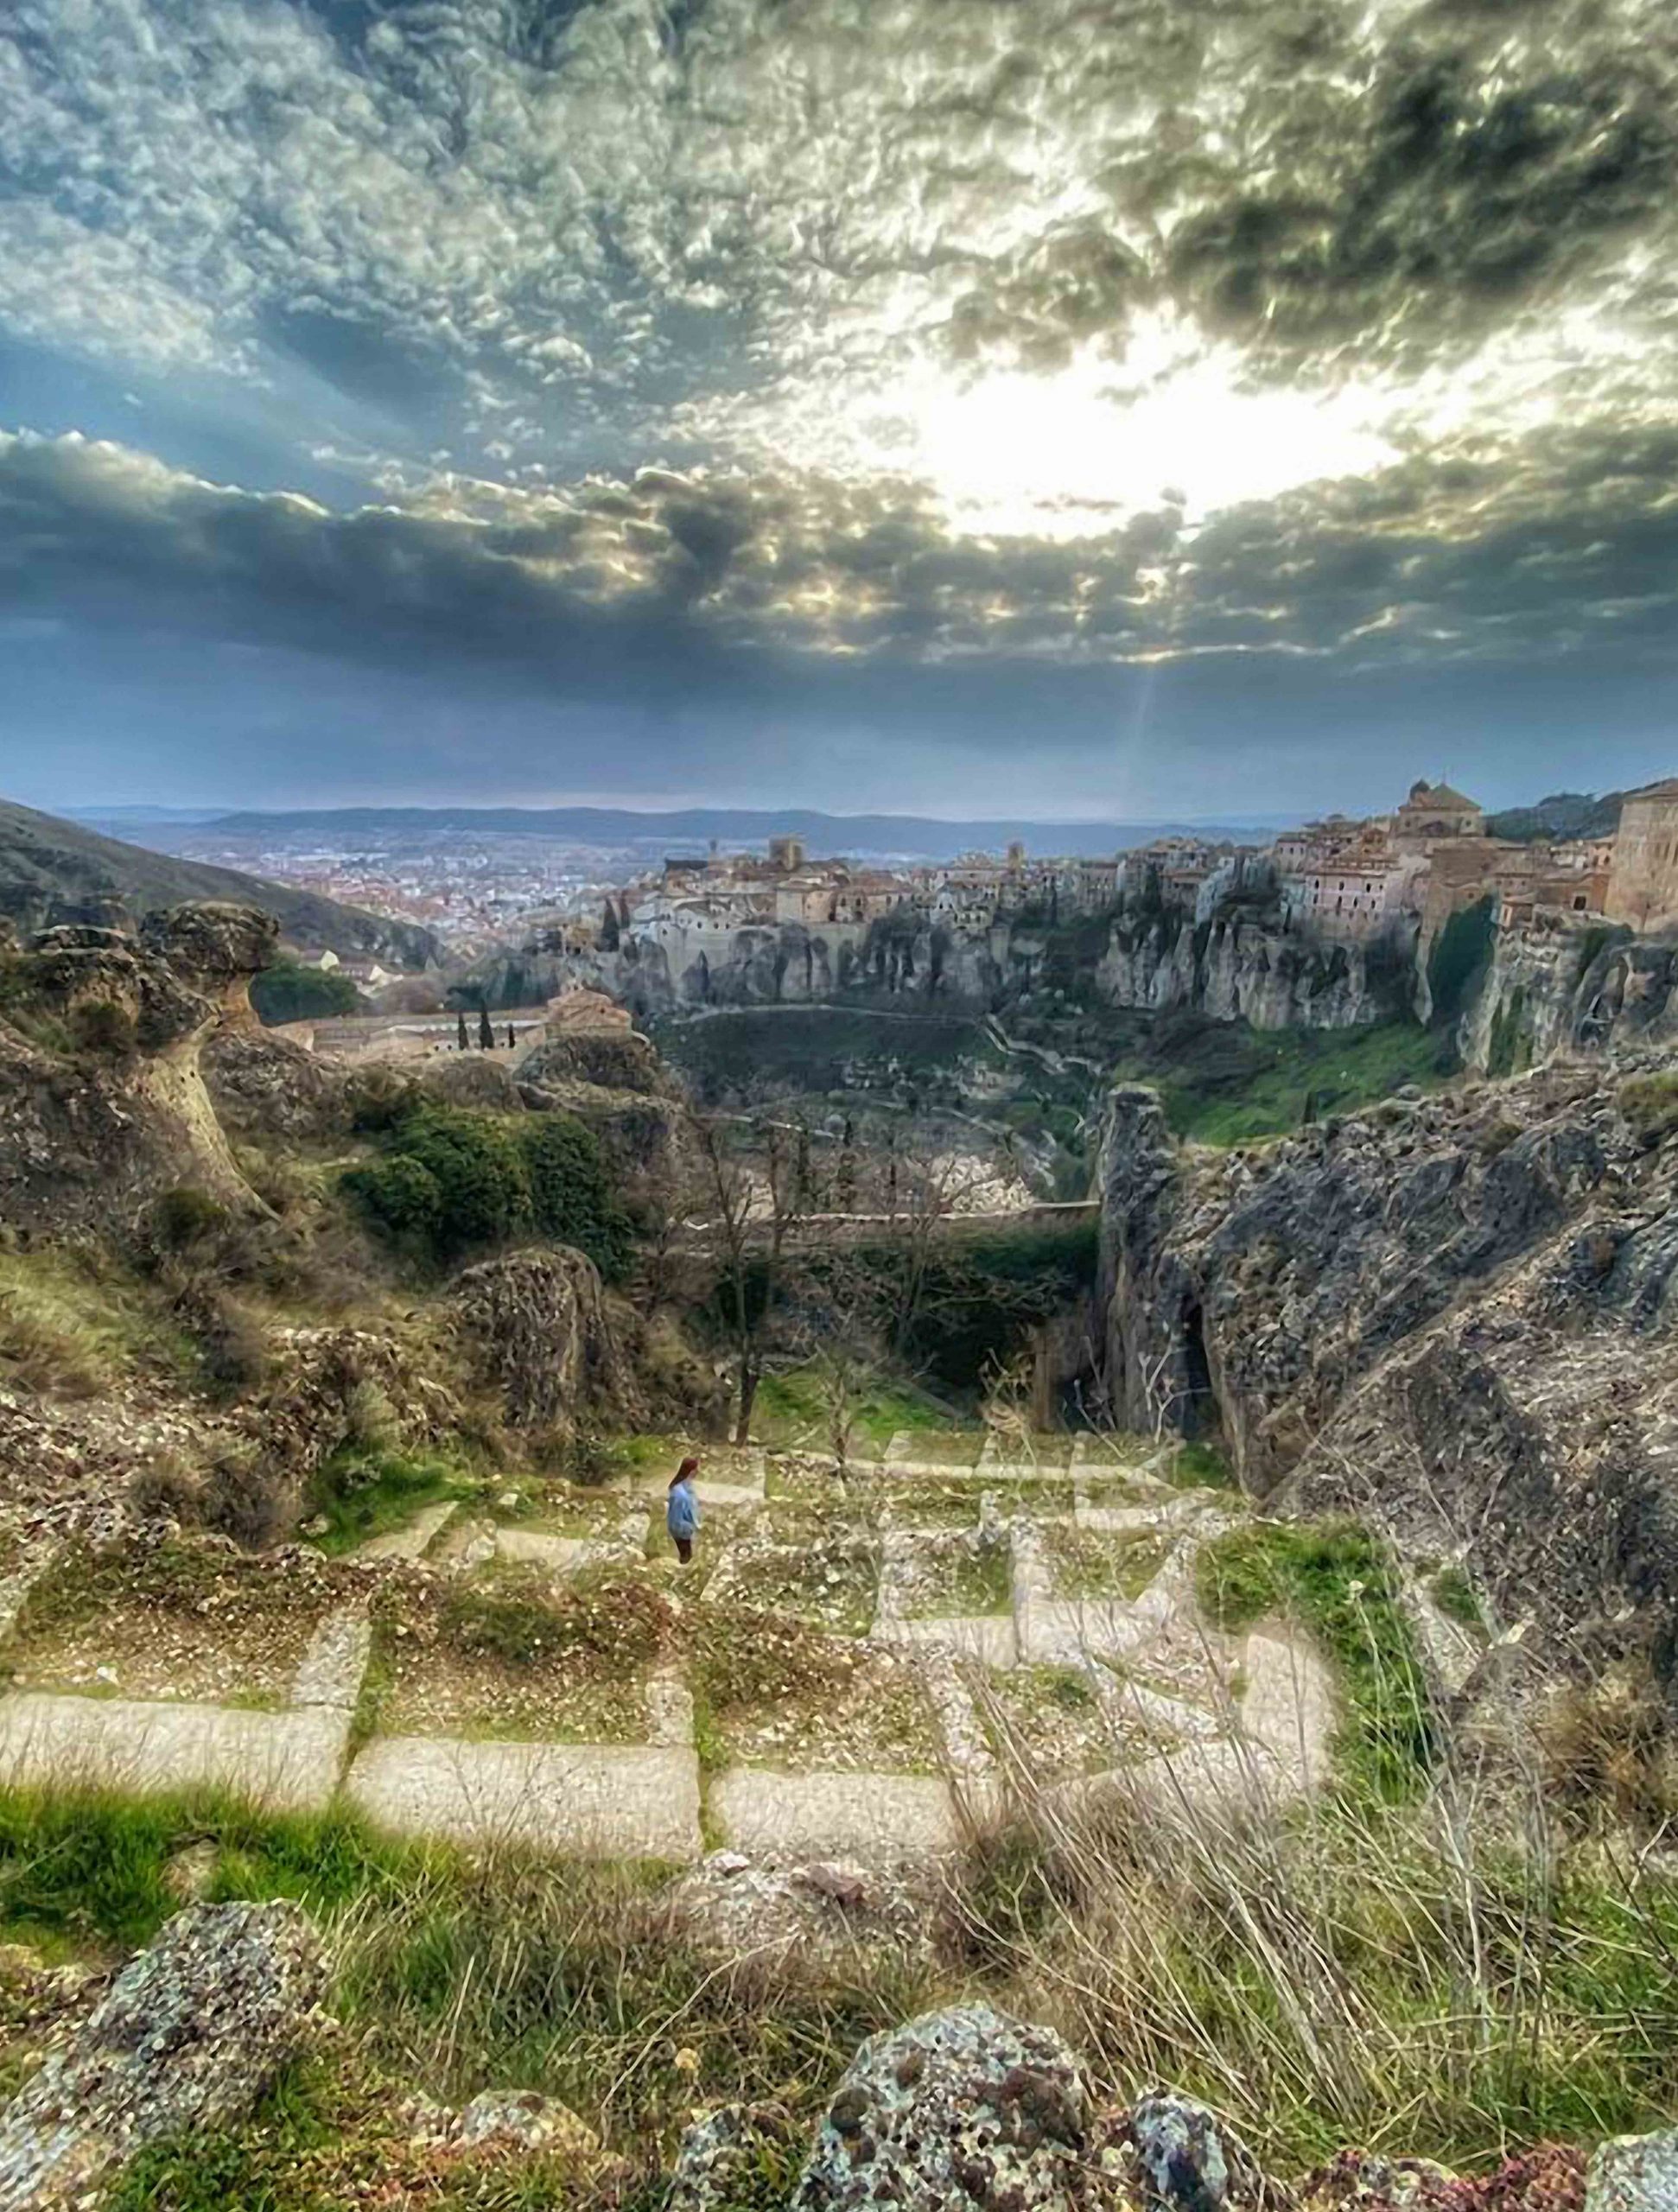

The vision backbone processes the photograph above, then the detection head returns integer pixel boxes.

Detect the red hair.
[676,1455,700,1479]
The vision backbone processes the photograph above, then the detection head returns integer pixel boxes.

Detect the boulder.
[670,2101,798,2211]
[792,2003,1092,2211]
[0,1900,328,2210]
[1587,2127,1677,2212]
[1122,2091,1281,2212]
[451,1246,639,1433]
[201,1026,351,1143]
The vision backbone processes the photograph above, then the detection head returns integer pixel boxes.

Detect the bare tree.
[685,1106,807,1445]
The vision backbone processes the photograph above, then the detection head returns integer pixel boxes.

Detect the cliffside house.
[1605,779,1678,931]
[542,982,632,1035]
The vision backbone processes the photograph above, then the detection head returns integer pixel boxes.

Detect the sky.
[3,0,1678,821]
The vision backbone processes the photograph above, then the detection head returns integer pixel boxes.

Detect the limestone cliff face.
[0,904,278,1229]
[1096,908,1404,1030]
[1460,916,1678,1073]
[1096,1062,1678,1688]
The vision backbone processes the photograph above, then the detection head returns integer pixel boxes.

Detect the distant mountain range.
[78,803,1288,862]
[0,799,439,966]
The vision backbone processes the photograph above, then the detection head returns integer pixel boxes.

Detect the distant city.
[101,780,1676,1001]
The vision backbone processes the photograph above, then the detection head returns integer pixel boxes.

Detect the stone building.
[1605,779,1678,931]
[1390,779,1486,850]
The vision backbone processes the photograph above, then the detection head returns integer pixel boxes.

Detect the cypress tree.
[478,1004,494,1050]
[456,1009,469,1051]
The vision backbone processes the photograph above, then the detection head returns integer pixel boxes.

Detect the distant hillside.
[1485,791,1624,844]
[185,804,1286,861]
[0,799,438,966]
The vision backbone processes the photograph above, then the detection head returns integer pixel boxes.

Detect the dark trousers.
[674,1535,694,1564]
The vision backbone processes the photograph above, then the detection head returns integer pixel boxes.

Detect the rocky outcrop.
[450,1247,639,1434]
[0,903,279,1229]
[1462,917,1678,1074]
[1096,1060,1678,1694]
[518,1030,664,1095]
[1097,907,1408,1032]
[201,1024,353,1143]
[0,1900,328,2211]
[793,2004,1095,2211]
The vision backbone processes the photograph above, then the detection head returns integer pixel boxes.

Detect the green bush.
[250,959,364,1026]
[344,1103,631,1275]
[520,1115,632,1281]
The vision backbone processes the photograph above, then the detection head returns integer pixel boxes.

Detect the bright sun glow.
[741,320,1399,541]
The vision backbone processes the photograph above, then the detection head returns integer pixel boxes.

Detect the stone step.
[344,1735,702,1860]
[709,1766,971,1863]
[893,1614,1018,1669]
[359,1500,459,1561]
[0,1692,349,1814]
[289,1605,371,1712]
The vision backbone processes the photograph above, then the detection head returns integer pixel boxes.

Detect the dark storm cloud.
[4,0,1678,805]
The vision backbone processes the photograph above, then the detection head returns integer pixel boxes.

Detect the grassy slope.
[1114,1018,1455,1146]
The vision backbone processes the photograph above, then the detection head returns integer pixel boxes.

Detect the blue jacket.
[667,1479,700,1539]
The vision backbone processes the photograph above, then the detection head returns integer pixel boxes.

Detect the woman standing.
[667,1456,702,1565]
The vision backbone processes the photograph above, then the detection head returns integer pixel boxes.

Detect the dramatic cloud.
[3,0,1677,809]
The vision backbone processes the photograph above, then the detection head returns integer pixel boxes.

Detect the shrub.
[250,959,363,1026]
[67,996,137,1058]
[341,1153,443,1249]
[343,1102,635,1274]
[519,1114,632,1281]
[197,1447,291,1549]
[148,1185,232,1253]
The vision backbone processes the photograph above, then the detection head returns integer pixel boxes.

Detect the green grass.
[1429,1563,1485,1632]
[9,1782,1678,2188]
[1041,1523,1166,1601]
[303,1446,471,1555]
[753,1365,958,1454]
[1195,1519,1436,1802]
[1127,1020,1453,1147]
[906,1537,1013,1618]
[1166,1439,1236,1490]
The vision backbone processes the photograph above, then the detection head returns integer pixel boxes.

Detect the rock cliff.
[0,904,278,1229]
[1096,1060,1678,1692]
[1461,915,1678,1073]
[1096,906,1408,1031]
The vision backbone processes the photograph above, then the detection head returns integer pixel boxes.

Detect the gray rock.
[1125,2091,1277,2212]
[792,2002,1091,2211]
[669,2102,795,2212]
[1587,2125,1678,2211]
[0,1900,329,2211]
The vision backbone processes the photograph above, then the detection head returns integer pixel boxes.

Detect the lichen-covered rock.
[0,1900,329,2210]
[668,2101,798,2211]
[452,2089,599,2156]
[451,1246,639,1433]
[792,2003,1092,2211]
[1586,2126,1677,2212]
[1122,2091,1283,2212]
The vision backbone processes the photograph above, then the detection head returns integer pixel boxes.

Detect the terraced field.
[0,1433,1335,1865]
